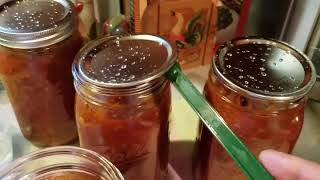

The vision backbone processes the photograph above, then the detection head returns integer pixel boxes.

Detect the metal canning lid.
[213,37,317,101]
[73,34,176,88]
[0,0,76,49]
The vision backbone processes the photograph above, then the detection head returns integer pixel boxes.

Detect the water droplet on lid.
[260,67,266,71]
[121,65,127,69]
[259,81,263,84]
[226,65,231,69]
[131,61,136,65]
[290,76,295,81]
[279,58,283,62]
[261,72,267,76]
[267,47,271,50]
[115,73,120,76]
[273,62,277,66]
[128,75,135,80]
[238,75,244,79]
[244,81,249,84]
[227,53,233,57]
[264,53,269,56]
[249,76,254,80]
[239,69,243,72]
[118,56,123,59]
[256,86,260,89]
[261,58,266,62]
[100,70,104,73]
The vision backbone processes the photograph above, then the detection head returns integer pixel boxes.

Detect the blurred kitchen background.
[0,1,319,179]
[2,0,318,97]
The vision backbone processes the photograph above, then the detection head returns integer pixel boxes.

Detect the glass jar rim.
[72,34,177,89]
[212,37,317,102]
[0,146,124,180]
[0,0,76,49]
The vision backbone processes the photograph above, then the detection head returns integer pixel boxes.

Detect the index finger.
[259,150,320,180]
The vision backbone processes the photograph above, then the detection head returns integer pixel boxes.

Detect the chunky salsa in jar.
[0,146,124,180]
[72,35,176,180]
[193,38,316,180]
[0,0,83,146]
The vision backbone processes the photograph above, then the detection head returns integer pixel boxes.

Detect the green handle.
[166,63,273,180]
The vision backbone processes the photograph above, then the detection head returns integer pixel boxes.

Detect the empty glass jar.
[0,146,124,180]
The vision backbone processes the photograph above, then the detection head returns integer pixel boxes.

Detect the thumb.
[259,149,320,180]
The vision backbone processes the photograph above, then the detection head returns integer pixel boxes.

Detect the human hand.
[167,164,183,180]
[259,149,320,180]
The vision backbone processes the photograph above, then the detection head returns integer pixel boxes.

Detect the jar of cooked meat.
[193,38,316,180]
[0,0,83,146]
[0,146,124,180]
[72,34,176,180]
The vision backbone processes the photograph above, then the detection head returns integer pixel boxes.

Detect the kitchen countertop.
[0,65,320,179]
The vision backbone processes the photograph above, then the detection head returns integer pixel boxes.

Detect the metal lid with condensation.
[72,34,176,88]
[213,37,316,101]
[0,0,76,49]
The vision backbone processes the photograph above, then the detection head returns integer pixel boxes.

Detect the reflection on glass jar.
[193,38,316,180]
[0,0,83,146]
[0,146,124,180]
[72,35,176,180]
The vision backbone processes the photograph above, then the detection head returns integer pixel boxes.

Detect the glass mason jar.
[0,146,124,180]
[193,38,316,180]
[0,0,83,146]
[72,34,175,180]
